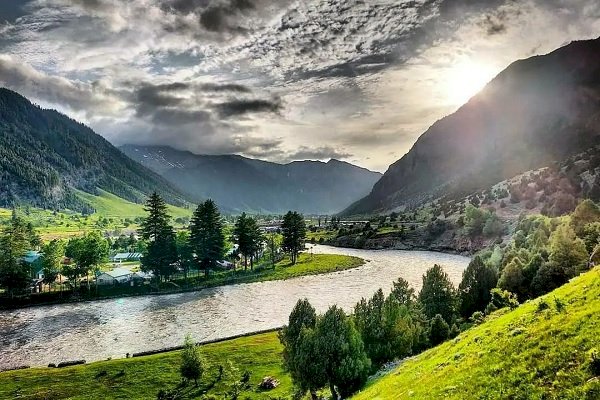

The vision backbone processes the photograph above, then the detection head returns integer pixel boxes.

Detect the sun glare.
[444,60,497,106]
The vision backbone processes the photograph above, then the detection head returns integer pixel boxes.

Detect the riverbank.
[320,227,495,256]
[0,253,364,309]
[0,331,304,400]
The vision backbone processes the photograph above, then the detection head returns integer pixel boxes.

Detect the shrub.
[429,314,450,346]
[469,311,485,325]
[180,334,204,386]
[589,349,600,376]
[535,299,550,313]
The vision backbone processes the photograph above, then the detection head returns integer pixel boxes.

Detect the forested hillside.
[0,89,187,211]
[353,267,600,399]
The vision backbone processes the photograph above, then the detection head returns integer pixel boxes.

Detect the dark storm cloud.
[128,80,281,132]
[200,83,251,93]
[218,98,282,117]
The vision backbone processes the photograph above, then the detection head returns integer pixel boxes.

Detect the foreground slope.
[0,88,187,210]
[345,37,600,215]
[354,268,600,400]
[121,144,382,214]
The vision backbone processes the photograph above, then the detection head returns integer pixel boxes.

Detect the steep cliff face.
[344,37,600,215]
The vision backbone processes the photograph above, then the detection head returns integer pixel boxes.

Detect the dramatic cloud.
[0,0,598,170]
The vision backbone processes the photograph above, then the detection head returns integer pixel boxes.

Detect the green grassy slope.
[0,332,292,400]
[75,189,191,218]
[353,268,600,400]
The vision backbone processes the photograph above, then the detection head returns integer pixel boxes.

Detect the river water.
[0,245,469,368]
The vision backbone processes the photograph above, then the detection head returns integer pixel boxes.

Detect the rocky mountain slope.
[120,144,382,214]
[344,37,600,215]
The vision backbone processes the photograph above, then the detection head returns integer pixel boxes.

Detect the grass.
[0,332,296,400]
[175,253,365,289]
[306,229,338,242]
[0,189,192,240]
[75,189,191,219]
[353,267,600,400]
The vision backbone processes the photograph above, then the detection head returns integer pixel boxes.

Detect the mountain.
[0,88,188,211]
[344,37,600,215]
[120,144,382,214]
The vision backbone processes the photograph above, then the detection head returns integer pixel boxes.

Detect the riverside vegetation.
[0,193,362,307]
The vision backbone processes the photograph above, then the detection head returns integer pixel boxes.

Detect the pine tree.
[418,264,457,324]
[281,211,306,264]
[189,200,225,277]
[0,216,33,296]
[139,192,178,281]
[139,192,171,241]
[458,256,498,318]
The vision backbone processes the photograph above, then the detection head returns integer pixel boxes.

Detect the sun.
[444,60,497,106]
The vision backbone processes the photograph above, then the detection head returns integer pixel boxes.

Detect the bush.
[535,299,550,313]
[180,334,204,386]
[429,314,450,346]
[486,288,519,312]
[589,348,600,376]
[469,311,485,325]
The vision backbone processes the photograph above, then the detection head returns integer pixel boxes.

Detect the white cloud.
[0,0,598,171]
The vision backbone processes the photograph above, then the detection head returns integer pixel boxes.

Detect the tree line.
[139,192,308,281]
[0,192,309,296]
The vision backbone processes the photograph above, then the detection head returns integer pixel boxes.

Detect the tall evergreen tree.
[458,256,498,318]
[418,264,457,324]
[0,216,33,296]
[140,192,171,241]
[139,192,178,281]
[279,299,321,399]
[281,211,306,264]
[189,200,225,277]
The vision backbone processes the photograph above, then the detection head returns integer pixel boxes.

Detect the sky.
[0,0,599,171]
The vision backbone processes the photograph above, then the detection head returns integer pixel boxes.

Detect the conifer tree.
[189,200,225,277]
[281,211,306,264]
[139,192,178,281]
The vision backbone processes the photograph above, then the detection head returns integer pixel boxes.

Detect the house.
[111,252,142,263]
[96,267,133,285]
[24,250,42,264]
[216,260,235,270]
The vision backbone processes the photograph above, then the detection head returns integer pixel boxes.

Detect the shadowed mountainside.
[120,144,382,214]
[344,37,600,215]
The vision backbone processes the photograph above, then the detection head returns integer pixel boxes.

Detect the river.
[0,245,469,368]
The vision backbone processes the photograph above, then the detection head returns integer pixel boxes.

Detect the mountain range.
[0,88,186,211]
[120,145,381,214]
[343,37,600,215]
[0,88,380,214]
